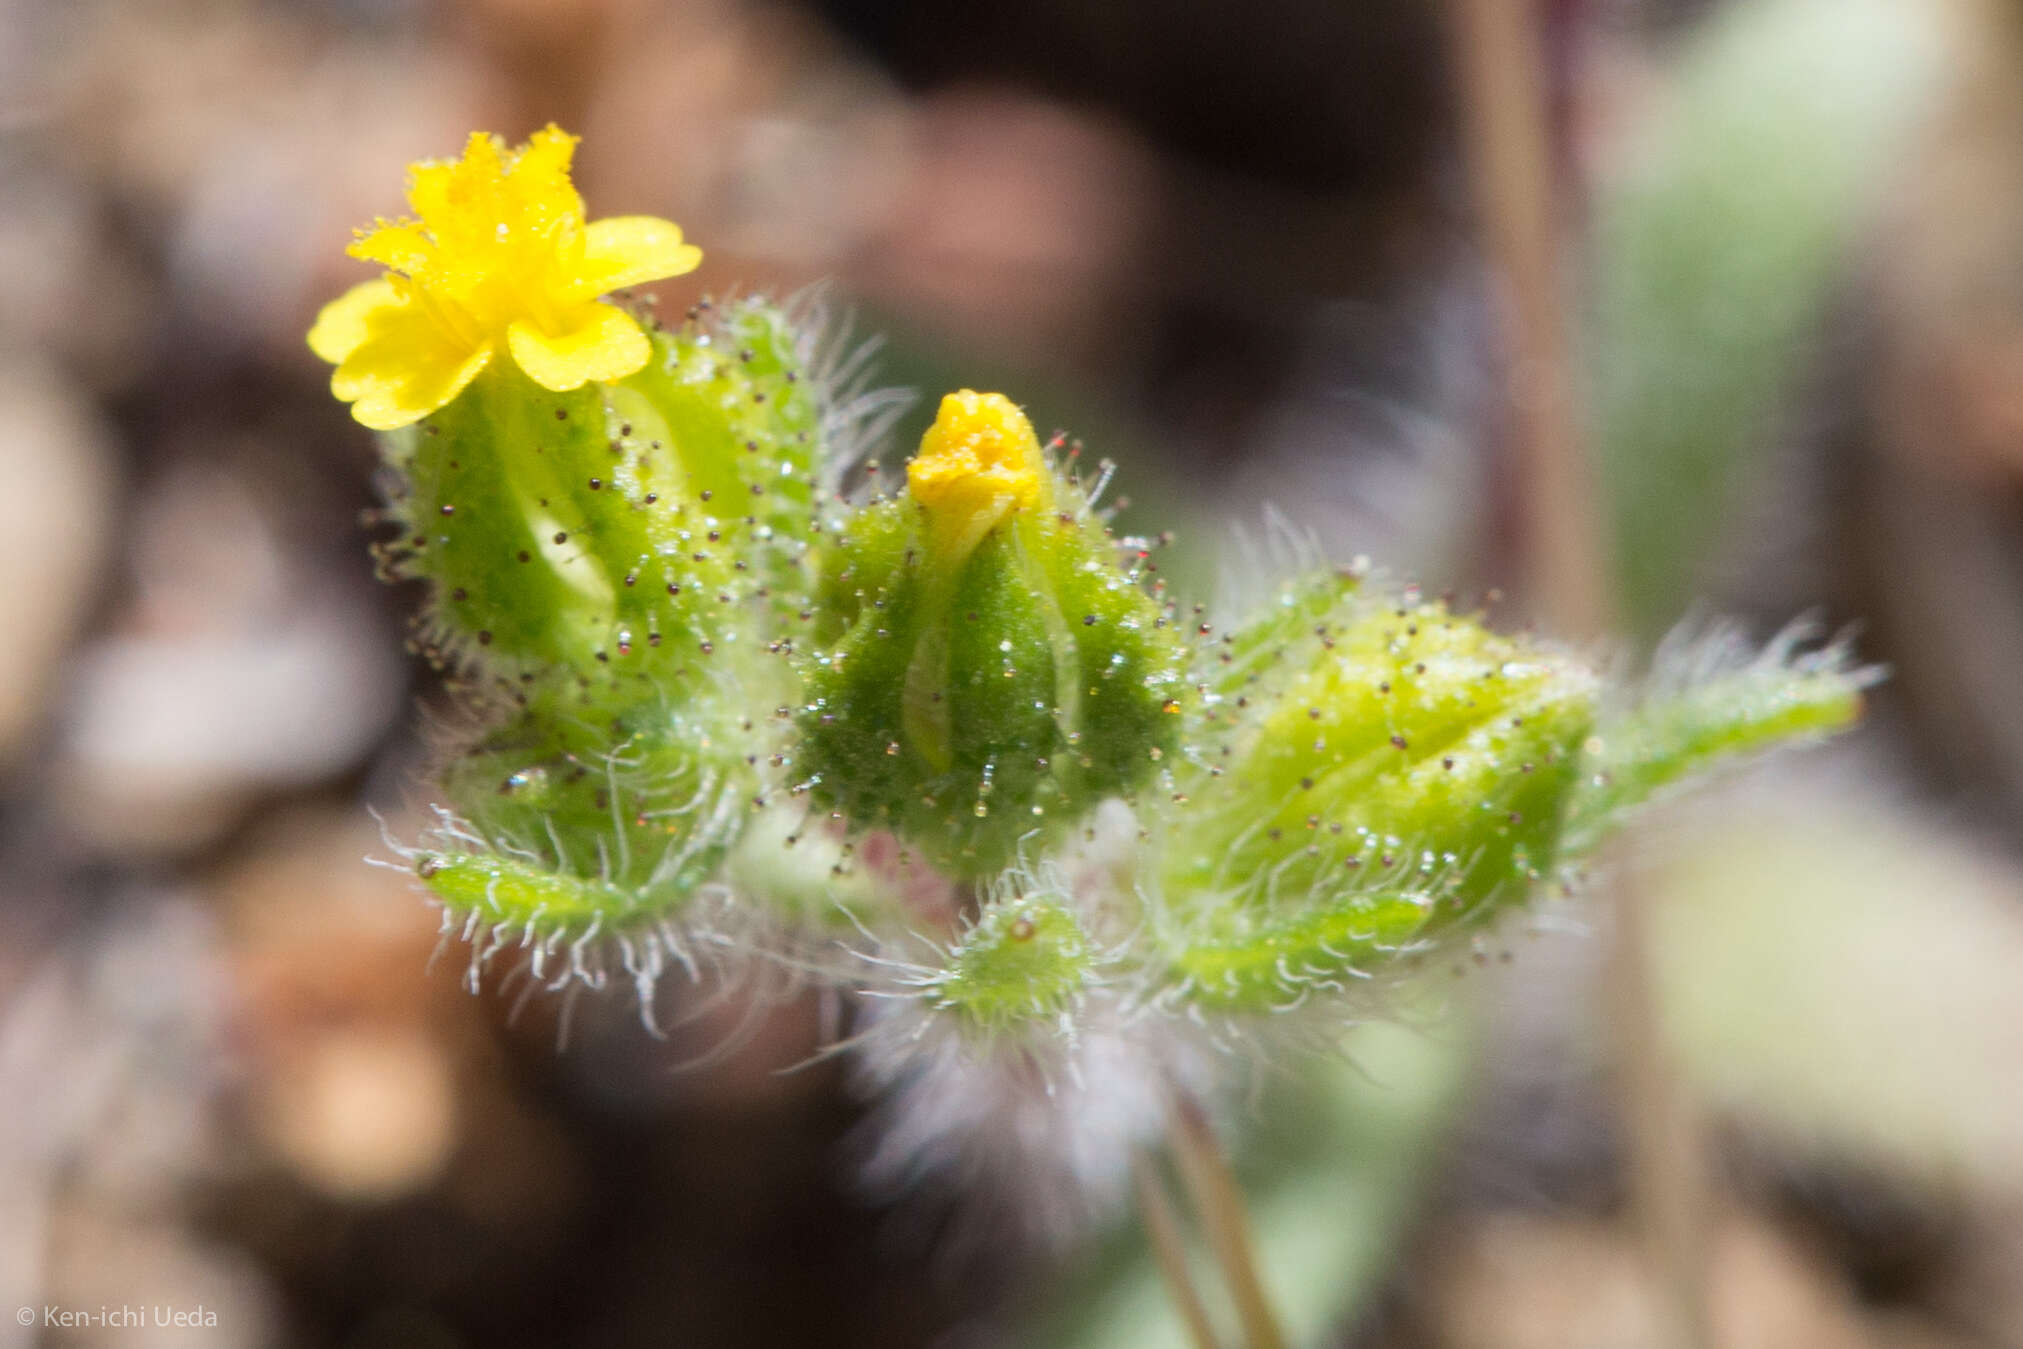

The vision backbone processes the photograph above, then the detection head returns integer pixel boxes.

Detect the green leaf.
[1561,622,1872,856]
[1590,0,1944,637]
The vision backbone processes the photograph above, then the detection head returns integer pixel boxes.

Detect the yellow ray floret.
[307,125,701,430]
[907,391,1052,561]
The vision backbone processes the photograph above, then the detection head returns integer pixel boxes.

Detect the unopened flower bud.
[1151,578,1599,1010]
[799,391,1186,876]
[923,895,1094,1036]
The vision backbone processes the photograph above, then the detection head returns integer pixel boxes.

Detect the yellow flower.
[907,390,1052,565]
[308,125,701,430]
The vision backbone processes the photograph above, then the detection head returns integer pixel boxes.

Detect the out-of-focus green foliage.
[1591,0,1943,639]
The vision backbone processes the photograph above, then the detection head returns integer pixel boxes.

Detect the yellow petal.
[307,278,402,364]
[348,221,435,275]
[405,158,460,231]
[509,125,582,210]
[407,132,508,252]
[486,125,584,253]
[331,299,492,429]
[569,216,702,300]
[506,303,649,391]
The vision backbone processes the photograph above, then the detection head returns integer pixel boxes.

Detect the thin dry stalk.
[1133,1152,1224,1349]
[1448,0,1610,637]
[1447,4,1713,1348]
[1166,1093,1286,1349]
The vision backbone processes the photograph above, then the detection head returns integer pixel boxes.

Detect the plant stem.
[1609,874,1716,1349]
[1448,0,1610,637]
[1448,5,1714,1347]
[1132,1152,1223,1349]
[1165,1092,1286,1349]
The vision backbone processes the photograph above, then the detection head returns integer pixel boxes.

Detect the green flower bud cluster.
[340,288,1867,1038]
[319,128,1878,1254]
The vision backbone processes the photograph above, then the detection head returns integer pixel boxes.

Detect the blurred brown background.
[6,0,2023,1346]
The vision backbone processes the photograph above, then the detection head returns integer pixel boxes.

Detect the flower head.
[308,125,701,430]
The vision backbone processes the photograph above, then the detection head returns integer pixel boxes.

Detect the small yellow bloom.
[308,126,701,430]
[907,391,1051,562]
